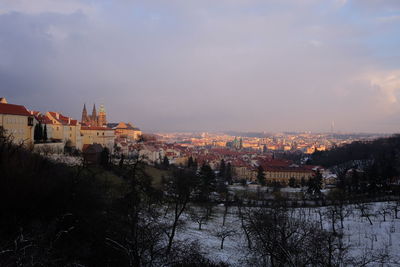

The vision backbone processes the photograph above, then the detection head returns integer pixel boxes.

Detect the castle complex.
[81,103,107,127]
[0,97,145,161]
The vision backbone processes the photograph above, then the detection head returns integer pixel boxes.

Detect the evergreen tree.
[100,147,110,168]
[188,156,194,168]
[300,177,307,187]
[288,177,297,188]
[163,155,170,168]
[119,154,125,168]
[38,122,43,141]
[34,123,44,143]
[226,162,233,185]
[257,165,266,186]
[219,159,226,178]
[43,124,48,142]
[34,123,40,142]
[307,169,323,196]
[350,169,360,193]
[198,163,216,201]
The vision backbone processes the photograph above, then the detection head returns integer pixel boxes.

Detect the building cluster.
[133,139,333,186]
[0,97,141,154]
[139,131,381,185]
[156,131,383,154]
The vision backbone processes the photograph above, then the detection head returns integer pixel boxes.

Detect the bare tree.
[377,203,392,222]
[355,202,374,225]
[163,168,198,255]
[237,204,252,250]
[189,205,209,230]
[213,225,236,250]
[325,205,340,234]
[390,200,400,219]
[244,205,349,267]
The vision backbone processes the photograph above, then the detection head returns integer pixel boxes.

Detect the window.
[97,132,99,136]
[27,117,33,126]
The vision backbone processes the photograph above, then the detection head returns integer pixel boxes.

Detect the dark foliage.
[0,127,224,266]
[311,135,400,196]
[256,166,266,186]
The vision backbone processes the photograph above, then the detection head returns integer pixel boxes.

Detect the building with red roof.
[0,97,35,145]
[80,126,115,152]
[45,111,83,150]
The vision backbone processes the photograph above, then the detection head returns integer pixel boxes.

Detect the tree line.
[311,135,400,197]
[0,127,226,266]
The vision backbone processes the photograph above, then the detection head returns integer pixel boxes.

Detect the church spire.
[81,103,88,123]
[92,104,97,120]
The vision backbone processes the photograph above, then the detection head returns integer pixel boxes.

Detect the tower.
[91,104,97,126]
[81,103,88,124]
[98,104,107,127]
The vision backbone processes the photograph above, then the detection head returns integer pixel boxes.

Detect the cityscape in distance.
[1,1,400,266]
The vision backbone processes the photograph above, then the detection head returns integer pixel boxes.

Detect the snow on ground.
[176,202,400,266]
[228,184,330,196]
[176,207,247,265]
[46,154,83,166]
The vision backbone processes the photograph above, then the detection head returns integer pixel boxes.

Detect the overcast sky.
[1,0,400,133]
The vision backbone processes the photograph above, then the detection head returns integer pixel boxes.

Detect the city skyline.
[1,0,400,133]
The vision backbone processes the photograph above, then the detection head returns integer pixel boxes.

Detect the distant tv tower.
[331,120,335,133]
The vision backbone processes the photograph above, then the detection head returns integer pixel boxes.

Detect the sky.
[0,0,400,133]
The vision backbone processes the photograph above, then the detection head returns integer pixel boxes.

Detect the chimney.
[56,113,59,120]
[0,97,7,104]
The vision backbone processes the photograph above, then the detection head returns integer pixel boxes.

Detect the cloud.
[366,70,400,114]
[308,40,323,47]
[377,15,400,23]
[334,0,348,8]
[0,0,399,133]
[0,0,94,15]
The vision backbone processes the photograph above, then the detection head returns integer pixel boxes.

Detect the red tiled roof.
[81,126,113,131]
[46,111,80,126]
[37,114,53,124]
[48,112,58,118]
[264,165,314,173]
[0,103,31,116]
[231,159,250,168]
[82,144,91,152]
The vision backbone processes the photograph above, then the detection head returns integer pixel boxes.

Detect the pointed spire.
[92,103,97,119]
[81,103,88,123]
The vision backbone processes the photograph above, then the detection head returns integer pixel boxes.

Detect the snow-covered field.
[176,202,400,266]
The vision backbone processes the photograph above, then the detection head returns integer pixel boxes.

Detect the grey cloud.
[0,1,399,133]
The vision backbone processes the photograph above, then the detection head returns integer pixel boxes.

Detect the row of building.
[131,140,334,186]
[0,97,142,153]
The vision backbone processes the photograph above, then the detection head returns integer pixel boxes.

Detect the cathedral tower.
[81,103,89,124]
[91,104,97,126]
[98,104,107,127]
